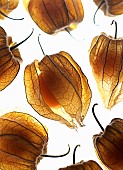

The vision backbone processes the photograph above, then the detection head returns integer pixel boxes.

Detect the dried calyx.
[0,27,34,91]
[89,20,123,109]
[24,35,92,128]
[23,0,84,34]
[92,104,123,169]
[0,111,70,170]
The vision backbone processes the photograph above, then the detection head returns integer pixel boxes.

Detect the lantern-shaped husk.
[0,26,34,91]
[89,32,123,109]
[0,0,19,19]
[23,0,84,34]
[93,118,123,170]
[0,111,48,170]
[93,0,123,16]
[24,51,92,129]
[0,26,22,91]
[59,160,103,169]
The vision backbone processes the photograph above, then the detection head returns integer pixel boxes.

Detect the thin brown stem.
[65,28,77,40]
[92,103,104,131]
[73,144,80,164]
[38,34,45,56]
[10,28,34,51]
[41,144,70,158]
[93,0,105,25]
[0,11,24,20]
[111,20,117,39]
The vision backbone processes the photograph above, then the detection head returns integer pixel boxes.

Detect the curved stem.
[65,28,84,41]
[65,28,77,40]
[41,144,70,158]
[0,11,24,20]
[93,0,105,25]
[10,28,34,51]
[73,144,80,164]
[92,103,104,131]
[38,34,45,56]
[111,20,117,39]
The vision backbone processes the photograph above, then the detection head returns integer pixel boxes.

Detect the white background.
[1,0,123,169]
